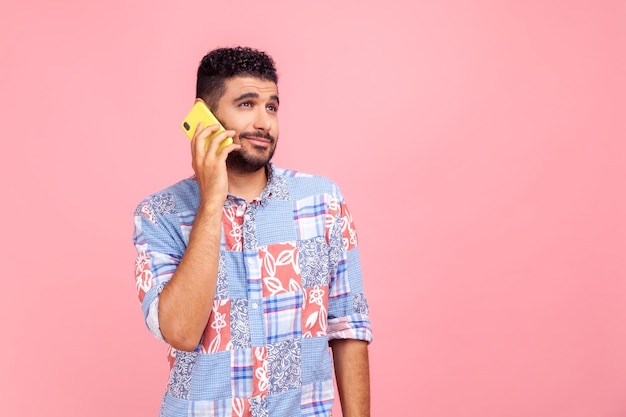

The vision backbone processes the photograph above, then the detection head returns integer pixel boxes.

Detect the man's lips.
[241,136,272,146]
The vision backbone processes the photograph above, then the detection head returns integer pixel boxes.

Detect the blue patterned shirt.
[133,164,373,417]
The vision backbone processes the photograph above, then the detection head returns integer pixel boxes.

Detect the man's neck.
[227,166,268,202]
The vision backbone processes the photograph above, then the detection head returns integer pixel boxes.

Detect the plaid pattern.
[300,380,334,416]
[294,194,327,241]
[265,291,303,344]
[133,164,372,417]
[232,348,253,399]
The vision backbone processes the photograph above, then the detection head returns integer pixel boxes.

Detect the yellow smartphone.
[181,101,233,153]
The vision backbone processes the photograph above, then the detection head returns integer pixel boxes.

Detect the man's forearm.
[158,205,222,351]
[331,339,371,417]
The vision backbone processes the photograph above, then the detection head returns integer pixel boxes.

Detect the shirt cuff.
[328,314,373,344]
[147,298,167,343]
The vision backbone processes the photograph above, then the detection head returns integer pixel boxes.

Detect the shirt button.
[252,303,259,309]
[247,258,254,265]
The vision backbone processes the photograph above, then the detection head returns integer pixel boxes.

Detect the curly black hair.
[195,46,278,110]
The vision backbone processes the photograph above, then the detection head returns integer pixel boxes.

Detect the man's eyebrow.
[233,92,259,102]
[233,92,280,105]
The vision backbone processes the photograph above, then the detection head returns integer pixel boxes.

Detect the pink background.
[1,1,625,416]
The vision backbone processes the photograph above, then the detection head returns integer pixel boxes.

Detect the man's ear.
[195,97,214,111]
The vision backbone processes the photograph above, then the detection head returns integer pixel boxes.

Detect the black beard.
[226,142,276,174]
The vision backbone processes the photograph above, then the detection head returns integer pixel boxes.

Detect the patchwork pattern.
[231,349,253,399]
[137,201,156,223]
[201,300,231,353]
[249,395,268,417]
[268,339,301,395]
[302,286,329,338]
[167,350,198,400]
[300,380,334,416]
[136,192,177,224]
[298,238,331,288]
[215,254,229,299]
[230,299,251,349]
[265,291,303,344]
[326,196,357,251]
[252,347,269,398]
[224,205,245,252]
[231,397,251,417]
[353,292,369,314]
[260,242,302,297]
[132,165,373,417]
[150,192,177,215]
[328,257,350,299]
[134,242,153,301]
[294,195,327,241]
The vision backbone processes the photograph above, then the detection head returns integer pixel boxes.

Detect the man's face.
[213,76,279,173]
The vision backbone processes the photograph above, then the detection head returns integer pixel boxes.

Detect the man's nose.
[253,109,272,131]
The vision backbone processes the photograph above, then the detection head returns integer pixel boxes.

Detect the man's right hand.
[158,123,240,352]
[190,123,240,210]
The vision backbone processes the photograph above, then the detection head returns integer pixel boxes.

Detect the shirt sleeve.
[132,195,186,342]
[326,191,373,344]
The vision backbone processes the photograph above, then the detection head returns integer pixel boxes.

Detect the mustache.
[239,130,275,143]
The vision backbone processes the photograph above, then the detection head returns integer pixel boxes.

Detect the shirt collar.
[224,163,288,208]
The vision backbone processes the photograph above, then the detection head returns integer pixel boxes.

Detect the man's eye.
[240,102,252,107]
[267,105,278,112]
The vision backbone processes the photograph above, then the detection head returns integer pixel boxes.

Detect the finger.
[216,141,242,160]
[194,123,221,157]
[206,129,236,156]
